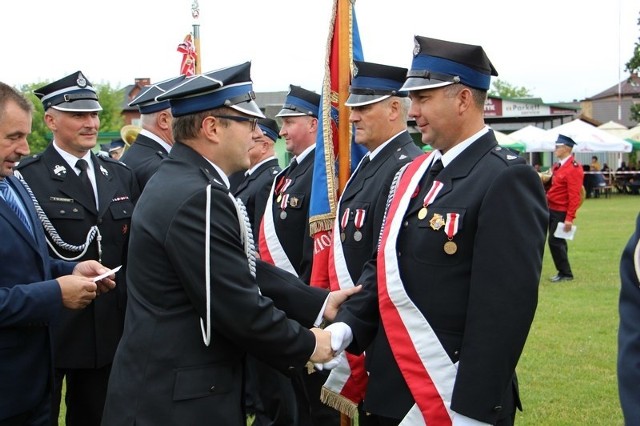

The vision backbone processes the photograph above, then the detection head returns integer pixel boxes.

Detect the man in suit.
[120,75,185,190]
[324,36,548,425]
[235,117,282,238]
[259,85,341,425]
[101,62,339,426]
[322,61,423,421]
[16,71,140,426]
[546,135,584,282]
[618,212,640,424]
[0,81,115,426]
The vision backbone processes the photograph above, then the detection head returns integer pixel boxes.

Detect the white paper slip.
[92,265,122,282]
[553,222,577,240]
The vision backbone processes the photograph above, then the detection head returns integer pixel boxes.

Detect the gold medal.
[276,194,282,203]
[417,207,428,220]
[353,230,362,241]
[280,211,287,220]
[429,213,445,231]
[444,241,457,255]
[340,232,346,242]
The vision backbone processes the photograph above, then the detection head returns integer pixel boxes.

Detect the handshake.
[309,322,352,370]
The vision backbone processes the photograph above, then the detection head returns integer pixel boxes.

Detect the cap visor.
[276,108,308,117]
[51,99,103,112]
[230,100,265,118]
[400,78,453,92]
[345,94,390,107]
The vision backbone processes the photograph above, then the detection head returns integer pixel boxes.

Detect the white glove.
[324,322,353,353]
[314,351,346,371]
[451,411,491,426]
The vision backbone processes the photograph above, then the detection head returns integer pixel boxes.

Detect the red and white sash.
[321,190,368,417]
[258,173,297,276]
[377,154,457,425]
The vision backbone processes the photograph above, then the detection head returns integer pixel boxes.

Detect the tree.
[17,82,125,155]
[625,12,640,122]
[488,79,533,99]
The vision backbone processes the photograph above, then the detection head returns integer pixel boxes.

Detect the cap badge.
[76,74,87,88]
[100,165,109,177]
[413,39,421,57]
[53,164,67,177]
[353,64,359,77]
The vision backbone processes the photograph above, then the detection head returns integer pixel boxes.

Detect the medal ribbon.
[279,193,290,212]
[445,213,459,240]
[354,209,366,232]
[422,181,444,209]
[275,177,292,196]
[340,208,350,232]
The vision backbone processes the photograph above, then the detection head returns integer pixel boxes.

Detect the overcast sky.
[2,0,638,103]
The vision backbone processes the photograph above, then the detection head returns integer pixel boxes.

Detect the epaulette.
[97,155,132,170]
[491,146,524,165]
[16,154,42,169]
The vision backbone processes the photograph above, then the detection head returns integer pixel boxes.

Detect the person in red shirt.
[546,134,584,282]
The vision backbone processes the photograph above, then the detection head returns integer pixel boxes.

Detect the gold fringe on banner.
[321,387,358,419]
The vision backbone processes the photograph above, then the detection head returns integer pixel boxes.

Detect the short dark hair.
[0,82,33,121]
[172,106,235,141]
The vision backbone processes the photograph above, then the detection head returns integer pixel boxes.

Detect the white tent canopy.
[623,125,640,141]
[597,121,628,138]
[509,125,555,152]
[548,119,632,153]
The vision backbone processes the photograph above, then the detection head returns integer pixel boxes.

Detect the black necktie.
[424,159,444,188]
[76,159,96,206]
[286,159,298,176]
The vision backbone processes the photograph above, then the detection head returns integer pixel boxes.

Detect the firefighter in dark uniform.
[235,118,282,237]
[120,75,185,191]
[258,86,340,425]
[546,134,584,282]
[322,61,423,422]
[16,71,140,426]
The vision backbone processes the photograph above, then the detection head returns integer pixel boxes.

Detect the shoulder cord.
[14,171,102,262]
[377,163,409,251]
[200,189,257,348]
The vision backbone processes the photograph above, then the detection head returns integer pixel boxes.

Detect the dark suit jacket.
[336,131,548,424]
[261,151,315,283]
[0,176,75,421]
[120,132,169,191]
[234,157,281,237]
[618,212,640,423]
[102,142,323,426]
[337,131,422,281]
[16,145,139,369]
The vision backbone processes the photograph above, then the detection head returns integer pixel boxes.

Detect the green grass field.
[516,193,637,426]
[60,194,638,425]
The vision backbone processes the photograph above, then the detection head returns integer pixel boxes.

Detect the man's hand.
[323,284,362,322]
[73,260,116,294]
[57,275,98,309]
[309,327,334,363]
[563,221,573,233]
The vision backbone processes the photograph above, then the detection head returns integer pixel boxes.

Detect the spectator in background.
[108,139,126,161]
[547,135,584,282]
[590,155,601,171]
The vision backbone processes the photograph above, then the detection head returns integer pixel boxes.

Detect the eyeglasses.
[211,115,258,132]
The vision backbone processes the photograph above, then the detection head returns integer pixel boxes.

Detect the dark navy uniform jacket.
[120,132,169,191]
[16,144,139,369]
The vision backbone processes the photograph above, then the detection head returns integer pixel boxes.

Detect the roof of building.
[585,73,640,101]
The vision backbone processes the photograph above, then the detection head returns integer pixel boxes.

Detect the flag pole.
[337,0,353,195]
[192,0,201,74]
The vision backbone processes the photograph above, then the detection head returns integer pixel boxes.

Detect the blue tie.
[0,179,34,237]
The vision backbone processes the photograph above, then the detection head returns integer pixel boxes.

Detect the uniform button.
[454,350,459,356]
[123,210,128,214]
[60,210,65,215]
[209,385,215,392]
[403,220,409,227]
[493,405,502,411]
[397,251,401,257]
[72,208,79,213]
